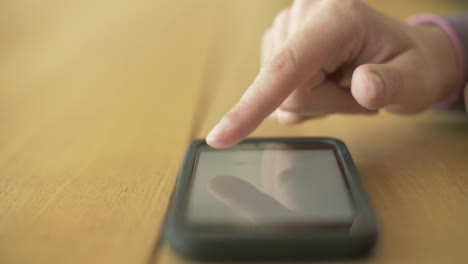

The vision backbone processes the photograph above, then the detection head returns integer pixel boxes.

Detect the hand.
[207,0,458,148]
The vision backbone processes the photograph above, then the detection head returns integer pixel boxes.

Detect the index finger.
[207,8,353,148]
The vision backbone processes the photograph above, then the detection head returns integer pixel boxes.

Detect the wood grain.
[0,1,220,263]
[0,1,467,264]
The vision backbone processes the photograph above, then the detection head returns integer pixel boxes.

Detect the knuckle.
[322,0,362,32]
[264,46,298,75]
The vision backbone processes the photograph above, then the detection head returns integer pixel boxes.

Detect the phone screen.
[184,143,356,231]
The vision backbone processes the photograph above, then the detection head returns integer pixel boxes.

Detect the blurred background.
[0,0,466,145]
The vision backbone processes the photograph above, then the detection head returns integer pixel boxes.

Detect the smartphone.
[164,137,377,260]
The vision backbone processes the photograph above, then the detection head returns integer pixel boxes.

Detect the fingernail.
[207,117,229,142]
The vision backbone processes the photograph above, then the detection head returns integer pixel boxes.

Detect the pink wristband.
[407,14,467,109]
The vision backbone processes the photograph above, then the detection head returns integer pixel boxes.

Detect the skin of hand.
[206,0,459,148]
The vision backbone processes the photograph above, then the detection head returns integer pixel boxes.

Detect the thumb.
[351,54,428,113]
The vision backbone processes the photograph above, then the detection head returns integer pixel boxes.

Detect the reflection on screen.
[186,147,355,228]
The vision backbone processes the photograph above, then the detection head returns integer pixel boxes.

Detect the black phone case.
[164,137,378,260]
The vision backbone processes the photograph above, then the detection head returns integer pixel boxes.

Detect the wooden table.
[1,1,467,263]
